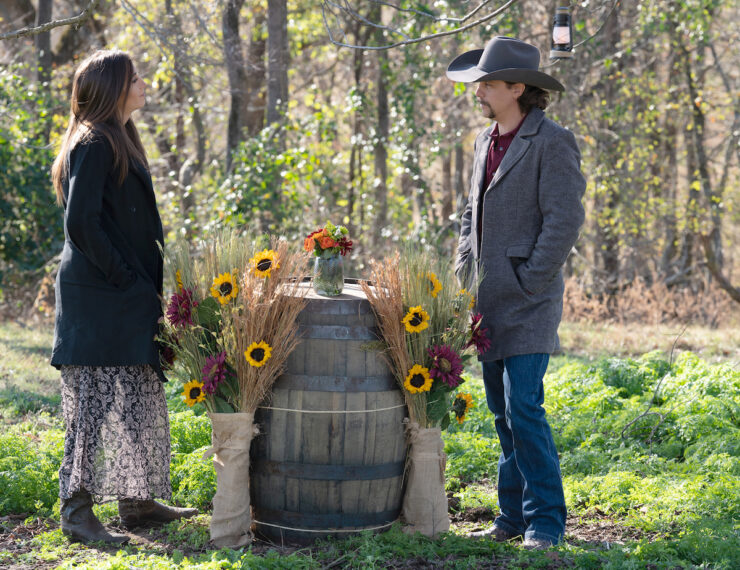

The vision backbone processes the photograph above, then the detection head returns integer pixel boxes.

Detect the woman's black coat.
[51,136,165,380]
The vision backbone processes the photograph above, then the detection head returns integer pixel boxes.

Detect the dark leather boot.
[61,490,129,545]
[118,499,198,529]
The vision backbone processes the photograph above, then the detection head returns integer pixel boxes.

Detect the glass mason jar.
[312,252,344,296]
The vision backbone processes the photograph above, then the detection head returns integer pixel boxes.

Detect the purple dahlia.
[202,351,228,395]
[467,313,491,355]
[166,288,198,327]
[427,344,464,388]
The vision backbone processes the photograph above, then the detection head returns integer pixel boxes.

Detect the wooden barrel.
[251,281,407,545]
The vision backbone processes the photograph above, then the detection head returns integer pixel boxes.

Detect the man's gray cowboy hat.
[446,36,564,92]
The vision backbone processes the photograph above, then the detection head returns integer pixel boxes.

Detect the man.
[446,36,586,549]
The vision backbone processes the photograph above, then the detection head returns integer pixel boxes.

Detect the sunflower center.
[219,282,233,296]
[429,280,435,291]
[409,313,423,327]
[438,357,452,373]
[257,259,272,271]
[189,387,201,399]
[410,373,426,388]
[250,348,265,362]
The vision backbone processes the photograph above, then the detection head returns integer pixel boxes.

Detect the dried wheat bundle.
[361,254,425,425]
[229,238,309,412]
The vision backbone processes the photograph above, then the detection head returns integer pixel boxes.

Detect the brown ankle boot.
[118,499,198,529]
[61,490,129,545]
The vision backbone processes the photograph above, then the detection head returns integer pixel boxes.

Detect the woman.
[50,50,196,544]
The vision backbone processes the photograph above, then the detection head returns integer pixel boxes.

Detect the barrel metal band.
[252,459,404,481]
[275,373,398,392]
[257,403,406,414]
[254,506,401,529]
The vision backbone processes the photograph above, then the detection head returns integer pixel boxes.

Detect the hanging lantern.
[550,6,574,60]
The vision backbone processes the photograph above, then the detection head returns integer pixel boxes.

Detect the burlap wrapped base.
[401,421,450,537]
[203,412,258,548]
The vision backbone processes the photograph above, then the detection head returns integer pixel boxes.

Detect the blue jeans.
[482,354,566,544]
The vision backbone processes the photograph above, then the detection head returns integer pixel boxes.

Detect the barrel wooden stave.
[251,284,406,544]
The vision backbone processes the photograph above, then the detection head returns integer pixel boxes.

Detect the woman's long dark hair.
[51,50,148,205]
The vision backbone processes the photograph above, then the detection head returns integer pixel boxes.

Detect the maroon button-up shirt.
[477,115,527,247]
[484,115,526,189]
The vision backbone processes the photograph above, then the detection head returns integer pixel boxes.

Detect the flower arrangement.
[159,231,310,413]
[361,247,487,538]
[304,221,353,258]
[361,247,487,429]
[159,230,312,548]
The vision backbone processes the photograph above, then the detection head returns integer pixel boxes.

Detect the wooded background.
[1,0,738,310]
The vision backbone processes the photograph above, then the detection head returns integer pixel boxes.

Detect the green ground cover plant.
[1,321,739,568]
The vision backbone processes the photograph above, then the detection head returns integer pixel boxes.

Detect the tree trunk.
[244,4,266,136]
[373,47,389,244]
[454,143,465,213]
[440,150,453,223]
[34,0,51,86]
[680,41,723,267]
[659,118,678,275]
[266,0,288,125]
[223,0,248,171]
[592,3,621,293]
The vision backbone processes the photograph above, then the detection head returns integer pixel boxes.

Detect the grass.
[558,320,740,364]
[1,318,739,568]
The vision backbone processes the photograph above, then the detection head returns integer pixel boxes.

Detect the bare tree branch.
[323,0,521,50]
[0,0,99,41]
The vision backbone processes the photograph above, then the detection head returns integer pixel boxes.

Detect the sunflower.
[427,272,442,298]
[183,380,206,407]
[459,288,475,310]
[245,340,272,367]
[452,393,473,424]
[402,306,430,333]
[250,249,279,278]
[210,272,239,304]
[404,364,433,394]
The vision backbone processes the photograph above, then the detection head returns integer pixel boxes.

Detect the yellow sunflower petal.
[404,364,433,394]
[250,249,279,278]
[245,340,273,367]
[427,272,442,298]
[454,393,473,423]
[402,305,430,333]
[183,380,206,407]
[210,272,239,304]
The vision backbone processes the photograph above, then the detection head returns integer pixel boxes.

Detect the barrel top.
[300,280,366,301]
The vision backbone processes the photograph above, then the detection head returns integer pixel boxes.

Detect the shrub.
[0,429,63,515]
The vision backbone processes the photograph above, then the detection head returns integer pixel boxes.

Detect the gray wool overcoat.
[456,108,586,361]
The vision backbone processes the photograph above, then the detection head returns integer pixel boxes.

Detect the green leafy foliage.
[0,427,63,515]
[0,66,63,278]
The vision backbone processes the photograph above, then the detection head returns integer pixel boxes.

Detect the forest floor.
[1,317,739,569]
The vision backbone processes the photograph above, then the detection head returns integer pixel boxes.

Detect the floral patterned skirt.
[59,365,172,502]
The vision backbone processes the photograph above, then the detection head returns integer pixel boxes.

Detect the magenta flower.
[427,344,464,388]
[202,351,227,395]
[467,313,492,355]
[166,288,198,327]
